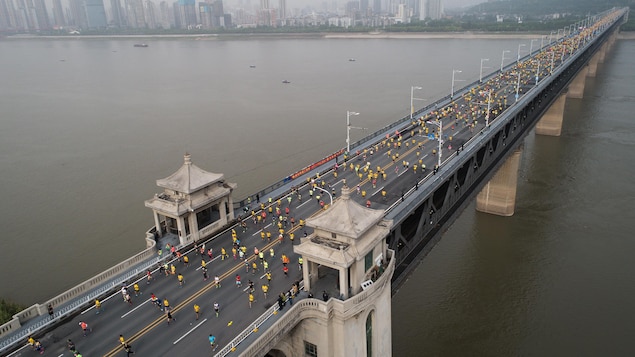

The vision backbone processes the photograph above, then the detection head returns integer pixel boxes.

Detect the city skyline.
[2,0,456,32]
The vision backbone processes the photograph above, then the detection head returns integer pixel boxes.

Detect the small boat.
[249,65,256,68]
[134,43,148,48]
[348,58,356,62]
[282,80,290,84]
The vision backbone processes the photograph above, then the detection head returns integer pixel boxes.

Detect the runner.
[214,275,221,288]
[95,299,101,314]
[194,304,200,320]
[78,321,91,336]
[178,273,185,287]
[214,302,220,317]
[248,293,255,308]
[209,335,217,352]
[262,283,269,299]
[235,274,242,288]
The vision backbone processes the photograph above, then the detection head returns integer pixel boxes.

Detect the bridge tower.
[269,186,394,357]
[144,153,237,247]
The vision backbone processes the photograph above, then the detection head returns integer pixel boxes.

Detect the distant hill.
[469,0,633,16]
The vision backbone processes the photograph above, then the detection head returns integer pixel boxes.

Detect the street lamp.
[549,31,555,44]
[471,89,493,128]
[410,86,423,120]
[541,35,546,52]
[517,43,526,64]
[313,186,333,206]
[451,69,462,99]
[535,60,541,85]
[346,110,361,154]
[500,50,510,72]
[426,119,443,168]
[550,50,555,74]
[515,70,521,102]
[530,39,538,56]
[480,58,489,83]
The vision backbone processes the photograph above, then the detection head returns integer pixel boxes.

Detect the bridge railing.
[0,234,161,355]
[225,250,395,357]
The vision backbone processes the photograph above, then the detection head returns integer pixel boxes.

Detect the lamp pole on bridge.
[529,39,538,56]
[550,51,555,75]
[450,69,463,100]
[517,43,526,64]
[471,89,493,128]
[426,119,443,168]
[549,31,555,44]
[479,58,489,83]
[500,50,510,72]
[313,186,333,207]
[410,86,424,120]
[346,111,364,155]
[515,70,521,102]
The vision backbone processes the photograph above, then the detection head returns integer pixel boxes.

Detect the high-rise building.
[176,0,196,28]
[145,0,157,28]
[277,0,285,20]
[419,0,442,20]
[68,0,87,27]
[159,0,170,28]
[110,0,125,27]
[32,0,50,29]
[84,0,107,28]
[52,0,66,27]
[0,0,22,31]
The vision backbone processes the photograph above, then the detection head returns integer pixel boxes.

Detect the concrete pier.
[536,92,567,136]
[476,148,522,217]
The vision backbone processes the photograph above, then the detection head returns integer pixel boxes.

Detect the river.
[1,35,633,355]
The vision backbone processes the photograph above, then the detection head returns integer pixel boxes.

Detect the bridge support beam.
[567,66,589,99]
[536,92,567,136]
[476,147,522,217]
[587,52,600,77]
[598,43,607,63]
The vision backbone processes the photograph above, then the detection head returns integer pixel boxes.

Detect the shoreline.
[3,30,634,41]
[0,31,586,41]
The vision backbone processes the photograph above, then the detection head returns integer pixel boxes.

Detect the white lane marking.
[173,318,207,344]
[121,298,151,318]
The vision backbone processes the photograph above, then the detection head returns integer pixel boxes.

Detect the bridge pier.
[567,66,589,99]
[598,42,607,63]
[476,147,522,217]
[535,92,567,136]
[587,52,600,77]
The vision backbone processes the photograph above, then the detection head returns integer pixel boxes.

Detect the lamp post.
[346,111,360,154]
[530,39,538,56]
[480,58,489,83]
[410,86,423,120]
[550,51,555,74]
[450,69,462,99]
[471,89,493,128]
[541,35,546,52]
[426,119,443,168]
[557,28,563,41]
[313,186,333,206]
[549,31,555,44]
[517,43,526,64]
[535,60,541,85]
[515,70,521,102]
[501,50,510,72]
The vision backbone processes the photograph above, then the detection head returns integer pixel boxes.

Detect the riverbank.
[4,30,633,41]
[1,31,551,41]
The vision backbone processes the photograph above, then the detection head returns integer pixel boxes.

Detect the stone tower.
[264,186,395,357]
[145,153,237,247]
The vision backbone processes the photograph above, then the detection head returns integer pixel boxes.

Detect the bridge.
[1,7,628,357]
